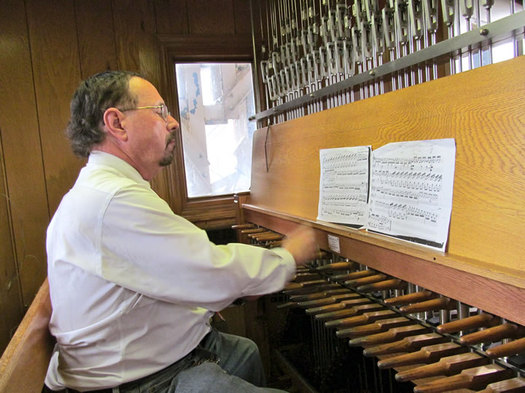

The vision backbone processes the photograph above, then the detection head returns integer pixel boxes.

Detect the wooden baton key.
[399,297,456,314]
[377,342,468,369]
[289,291,330,302]
[315,261,356,271]
[363,332,449,357]
[437,313,498,334]
[299,292,363,308]
[395,352,489,383]
[322,303,386,324]
[345,273,388,288]
[231,223,255,230]
[248,231,272,239]
[477,376,525,393]
[486,337,525,358]
[283,282,340,295]
[330,269,377,282]
[459,323,525,346]
[289,288,357,302]
[413,364,515,393]
[336,316,413,338]
[348,324,429,347]
[315,298,374,321]
[293,272,323,282]
[240,227,266,234]
[330,309,400,329]
[357,278,408,293]
[305,293,375,315]
[384,290,438,306]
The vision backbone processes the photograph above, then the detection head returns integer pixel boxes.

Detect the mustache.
[166,133,177,145]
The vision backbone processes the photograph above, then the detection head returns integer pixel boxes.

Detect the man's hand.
[282,226,318,266]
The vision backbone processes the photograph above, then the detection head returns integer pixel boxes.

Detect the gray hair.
[66,70,143,157]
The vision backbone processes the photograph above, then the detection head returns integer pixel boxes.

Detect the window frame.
[157,34,256,229]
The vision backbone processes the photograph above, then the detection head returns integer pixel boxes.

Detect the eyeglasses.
[120,104,171,122]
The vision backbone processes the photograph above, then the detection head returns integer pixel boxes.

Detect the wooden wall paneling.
[112,0,172,200]
[74,0,118,78]
[187,0,235,35]
[0,0,51,313]
[112,0,158,80]
[0,134,23,354]
[248,56,525,285]
[154,0,189,35]
[233,0,253,35]
[26,0,83,218]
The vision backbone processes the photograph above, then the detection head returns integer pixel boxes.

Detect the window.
[175,63,255,198]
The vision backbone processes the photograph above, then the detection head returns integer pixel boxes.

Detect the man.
[45,71,317,392]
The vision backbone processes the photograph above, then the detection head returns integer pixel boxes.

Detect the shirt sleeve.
[98,184,296,311]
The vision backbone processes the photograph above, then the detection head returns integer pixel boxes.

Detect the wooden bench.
[0,278,54,393]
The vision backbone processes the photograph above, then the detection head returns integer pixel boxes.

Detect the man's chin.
[159,152,174,167]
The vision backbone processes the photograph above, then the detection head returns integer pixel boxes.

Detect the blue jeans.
[120,329,287,393]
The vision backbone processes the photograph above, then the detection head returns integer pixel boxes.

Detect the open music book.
[317,139,456,251]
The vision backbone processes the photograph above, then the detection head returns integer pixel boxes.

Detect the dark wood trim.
[157,34,253,61]
[156,32,254,226]
[242,204,525,326]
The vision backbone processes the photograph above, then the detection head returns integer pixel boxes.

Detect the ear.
[103,108,128,141]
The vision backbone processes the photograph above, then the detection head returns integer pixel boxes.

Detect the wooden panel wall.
[0,0,252,355]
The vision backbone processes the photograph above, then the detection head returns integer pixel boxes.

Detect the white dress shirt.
[45,151,295,391]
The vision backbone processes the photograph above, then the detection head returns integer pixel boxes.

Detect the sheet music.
[317,146,371,227]
[367,139,456,251]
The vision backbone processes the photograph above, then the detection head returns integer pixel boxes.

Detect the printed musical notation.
[317,146,371,227]
[318,139,456,251]
[368,139,456,251]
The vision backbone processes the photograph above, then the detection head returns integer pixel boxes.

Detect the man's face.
[121,77,179,179]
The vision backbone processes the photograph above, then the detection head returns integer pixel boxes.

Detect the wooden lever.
[363,332,449,357]
[384,290,437,306]
[322,303,385,324]
[413,364,515,393]
[437,313,498,334]
[253,233,283,241]
[315,298,373,321]
[336,316,412,338]
[330,269,377,282]
[248,231,272,239]
[306,302,347,315]
[345,274,388,287]
[485,337,525,358]
[357,278,407,293]
[315,261,356,271]
[395,352,489,383]
[289,288,356,302]
[377,342,468,370]
[309,301,382,317]
[349,324,429,347]
[299,292,362,308]
[240,228,265,234]
[299,296,339,308]
[293,272,322,282]
[283,282,340,295]
[459,323,525,346]
[289,291,329,302]
[477,377,525,393]
[329,310,399,329]
[399,297,455,314]
[231,223,255,229]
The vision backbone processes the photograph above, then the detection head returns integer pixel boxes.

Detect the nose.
[167,115,179,133]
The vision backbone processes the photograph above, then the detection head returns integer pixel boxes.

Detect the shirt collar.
[88,151,149,185]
